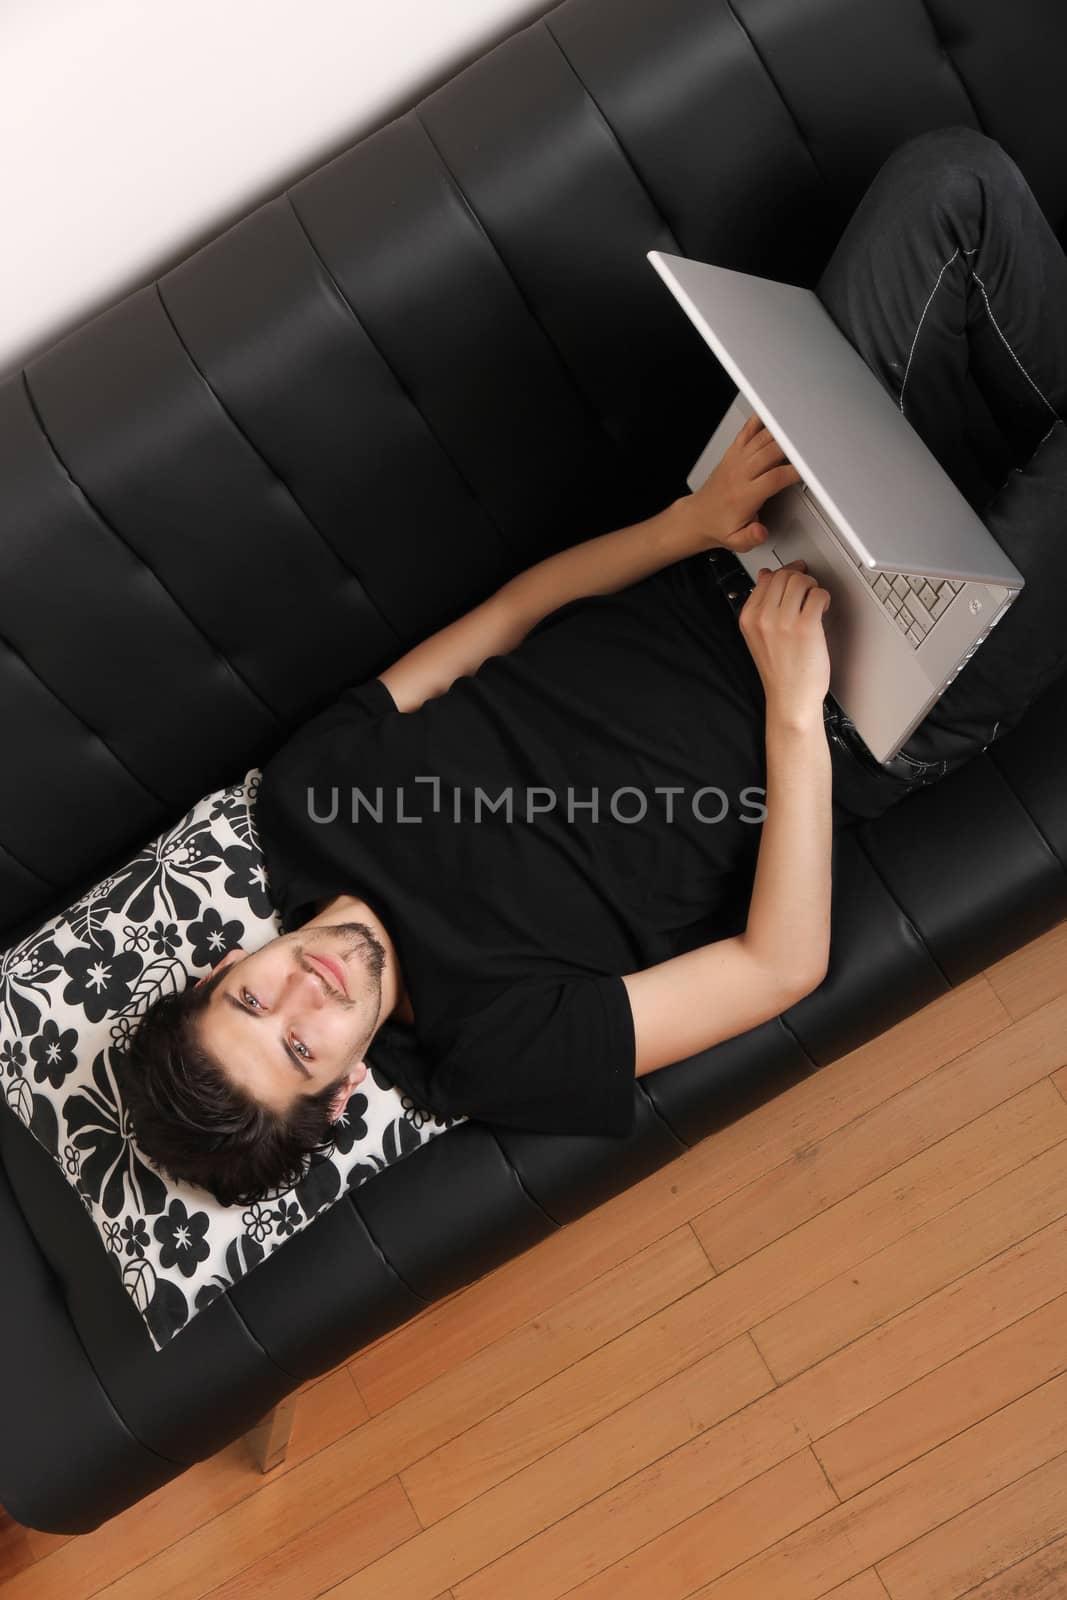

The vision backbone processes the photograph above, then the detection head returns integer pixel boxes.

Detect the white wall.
[0,0,560,380]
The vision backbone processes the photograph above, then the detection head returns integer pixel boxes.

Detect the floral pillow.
[0,768,464,1352]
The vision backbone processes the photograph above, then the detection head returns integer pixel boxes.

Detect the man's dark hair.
[115,964,352,1206]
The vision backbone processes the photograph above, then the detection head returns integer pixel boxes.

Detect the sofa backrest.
[2,0,1065,954]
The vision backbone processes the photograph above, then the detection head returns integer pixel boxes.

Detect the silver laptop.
[647,250,1025,764]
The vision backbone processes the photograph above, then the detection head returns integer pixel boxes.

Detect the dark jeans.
[721,126,1067,827]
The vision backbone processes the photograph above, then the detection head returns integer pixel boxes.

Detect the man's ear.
[327,1061,368,1123]
[194,948,244,988]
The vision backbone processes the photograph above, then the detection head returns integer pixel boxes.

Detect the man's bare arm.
[623,562,834,1075]
[380,496,694,713]
[624,936,823,1078]
[623,713,832,1074]
[505,414,797,633]
[379,416,800,713]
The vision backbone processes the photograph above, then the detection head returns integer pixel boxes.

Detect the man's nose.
[296,963,328,1003]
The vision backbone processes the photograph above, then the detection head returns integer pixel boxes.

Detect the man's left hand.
[684,412,803,552]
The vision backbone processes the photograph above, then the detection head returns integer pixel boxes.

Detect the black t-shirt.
[254,552,767,1139]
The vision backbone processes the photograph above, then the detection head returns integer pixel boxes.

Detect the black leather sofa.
[2,0,1065,1536]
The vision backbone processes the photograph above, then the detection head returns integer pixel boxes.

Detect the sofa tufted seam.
[152,281,404,652]
[0,507,170,811]
[0,828,61,891]
[633,1074,694,1150]
[916,0,985,130]
[775,1012,819,1074]
[776,1012,842,1087]
[541,17,686,255]
[70,1348,187,1472]
[984,749,1067,881]
[0,1130,191,1469]
[411,104,637,471]
[19,370,281,727]
[489,1081,686,1223]
[282,188,520,579]
[345,1190,431,1307]
[720,0,827,188]
[853,829,953,989]
[490,1130,563,1226]
[219,1291,301,1385]
[0,623,168,811]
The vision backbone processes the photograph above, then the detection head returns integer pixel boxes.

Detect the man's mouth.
[308,952,348,998]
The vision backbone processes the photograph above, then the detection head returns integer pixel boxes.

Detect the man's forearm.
[500,407,796,639]
[379,496,715,713]
[741,708,833,992]
[499,495,711,632]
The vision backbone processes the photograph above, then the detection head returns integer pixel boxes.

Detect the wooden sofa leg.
[246,1395,297,1473]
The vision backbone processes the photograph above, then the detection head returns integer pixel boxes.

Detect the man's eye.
[243,989,311,1062]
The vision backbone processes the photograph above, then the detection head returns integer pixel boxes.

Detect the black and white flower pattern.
[0,767,461,1352]
[0,931,66,1039]
[65,1049,170,1218]
[1,1038,27,1077]
[121,1214,150,1256]
[30,1019,79,1089]
[155,1199,211,1277]
[63,932,142,1025]
[187,907,245,971]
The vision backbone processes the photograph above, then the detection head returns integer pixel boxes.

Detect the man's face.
[196,922,384,1119]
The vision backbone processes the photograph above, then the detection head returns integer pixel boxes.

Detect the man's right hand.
[686,413,803,549]
[738,559,832,725]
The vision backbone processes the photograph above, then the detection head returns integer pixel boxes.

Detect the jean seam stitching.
[898,238,1061,434]
[899,245,960,415]
[893,215,1060,782]
[968,264,1059,420]
[891,749,941,776]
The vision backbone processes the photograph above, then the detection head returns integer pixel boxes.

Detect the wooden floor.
[3,918,1067,1600]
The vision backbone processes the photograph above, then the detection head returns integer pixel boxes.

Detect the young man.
[121,420,831,1204]
[120,127,1067,1205]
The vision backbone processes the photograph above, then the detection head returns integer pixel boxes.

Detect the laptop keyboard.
[862,568,963,648]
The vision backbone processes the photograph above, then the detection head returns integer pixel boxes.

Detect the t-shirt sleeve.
[421,974,637,1139]
[254,675,397,933]
[302,674,398,733]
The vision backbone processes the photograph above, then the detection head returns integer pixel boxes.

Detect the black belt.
[703,547,751,622]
